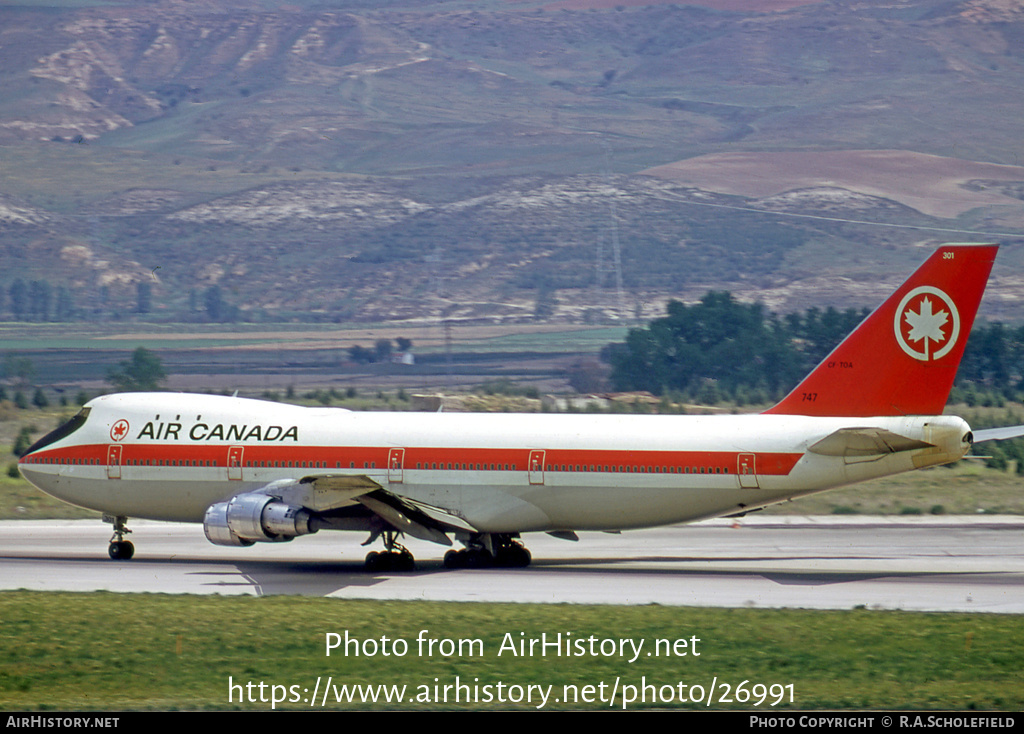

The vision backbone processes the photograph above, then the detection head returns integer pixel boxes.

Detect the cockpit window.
[24,408,91,455]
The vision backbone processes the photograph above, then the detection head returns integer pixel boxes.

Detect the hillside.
[1,0,1023,323]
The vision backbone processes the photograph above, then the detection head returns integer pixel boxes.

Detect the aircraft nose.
[18,454,37,481]
[17,454,53,493]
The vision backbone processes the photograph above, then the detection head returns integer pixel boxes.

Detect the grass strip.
[1,592,1021,710]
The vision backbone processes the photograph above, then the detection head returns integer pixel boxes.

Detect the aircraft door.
[106,445,122,479]
[737,453,759,488]
[227,446,244,481]
[528,449,545,485]
[388,448,405,483]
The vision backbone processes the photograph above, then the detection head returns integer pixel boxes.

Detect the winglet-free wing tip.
[972,425,1024,443]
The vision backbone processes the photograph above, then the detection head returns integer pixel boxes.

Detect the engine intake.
[204,494,315,546]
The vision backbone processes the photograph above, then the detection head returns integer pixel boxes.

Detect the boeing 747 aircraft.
[18,244,1022,570]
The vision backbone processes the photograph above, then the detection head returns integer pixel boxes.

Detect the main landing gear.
[360,531,533,571]
[364,530,415,572]
[104,514,134,560]
[443,534,531,569]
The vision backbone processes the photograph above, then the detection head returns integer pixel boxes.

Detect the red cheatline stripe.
[22,444,803,476]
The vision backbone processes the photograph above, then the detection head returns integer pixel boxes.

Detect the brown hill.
[1,0,1023,324]
[643,151,1024,219]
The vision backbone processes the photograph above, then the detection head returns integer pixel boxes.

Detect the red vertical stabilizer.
[765,244,998,417]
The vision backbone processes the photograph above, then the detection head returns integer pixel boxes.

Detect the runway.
[2,517,1023,612]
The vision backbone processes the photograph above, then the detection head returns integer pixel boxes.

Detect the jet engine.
[204,493,316,546]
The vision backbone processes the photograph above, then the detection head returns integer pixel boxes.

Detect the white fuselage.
[19,393,971,535]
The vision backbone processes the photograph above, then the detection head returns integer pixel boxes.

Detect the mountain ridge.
[1,0,1022,323]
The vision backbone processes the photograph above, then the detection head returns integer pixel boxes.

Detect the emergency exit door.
[228,446,244,480]
[388,448,405,483]
[737,453,759,488]
[528,450,545,485]
[106,445,122,479]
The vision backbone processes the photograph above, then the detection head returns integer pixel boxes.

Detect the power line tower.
[597,143,625,319]
[443,318,454,388]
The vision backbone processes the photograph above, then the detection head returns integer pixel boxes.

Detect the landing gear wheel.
[495,543,531,568]
[365,551,381,571]
[394,549,416,572]
[444,535,533,570]
[443,549,463,569]
[364,543,416,573]
[463,548,493,569]
[104,515,134,560]
[108,540,134,560]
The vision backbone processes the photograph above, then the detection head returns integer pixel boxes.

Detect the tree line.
[602,291,1024,404]
[2,279,243,322]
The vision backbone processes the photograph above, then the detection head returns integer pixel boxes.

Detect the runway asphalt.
[2,516,1022,612]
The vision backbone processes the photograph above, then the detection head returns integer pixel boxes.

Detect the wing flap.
[278,474,384,512]
[356,493,454,546]
[291,473,477,545]
[401,498,478,533]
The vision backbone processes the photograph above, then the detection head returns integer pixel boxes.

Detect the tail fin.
[765,244,998,417]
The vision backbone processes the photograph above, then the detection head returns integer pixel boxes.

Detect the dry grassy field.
[644,150,1024,219]
[547,0,818,11]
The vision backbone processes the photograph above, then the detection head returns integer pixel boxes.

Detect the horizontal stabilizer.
[972,425,1024,442]
[809,427,934,457]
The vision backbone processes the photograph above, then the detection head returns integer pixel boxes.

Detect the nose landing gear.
[104,514,134,560]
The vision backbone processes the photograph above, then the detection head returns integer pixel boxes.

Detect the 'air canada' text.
[136,421,300,442]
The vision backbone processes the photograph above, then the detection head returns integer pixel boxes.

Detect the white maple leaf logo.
[893,287,960,362]
[904,296,949,356]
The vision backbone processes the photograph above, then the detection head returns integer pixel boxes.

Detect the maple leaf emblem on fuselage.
[893,287,960,362]
[110,419,129,442]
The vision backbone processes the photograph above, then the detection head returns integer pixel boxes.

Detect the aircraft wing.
[203,474,469,549]
[289,473,383,510]
[972,425,1024,442]
[285,474,469,545]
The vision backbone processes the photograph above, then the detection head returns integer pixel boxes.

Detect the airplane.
[18,243,1024,571]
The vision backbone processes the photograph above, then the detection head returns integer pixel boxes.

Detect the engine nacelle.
[203,494,315,547]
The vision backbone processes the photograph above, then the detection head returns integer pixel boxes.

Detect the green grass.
[0,321,627,353]
[759,461,1024,517]
[0,592,1021,711]
[0,474,100,519]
